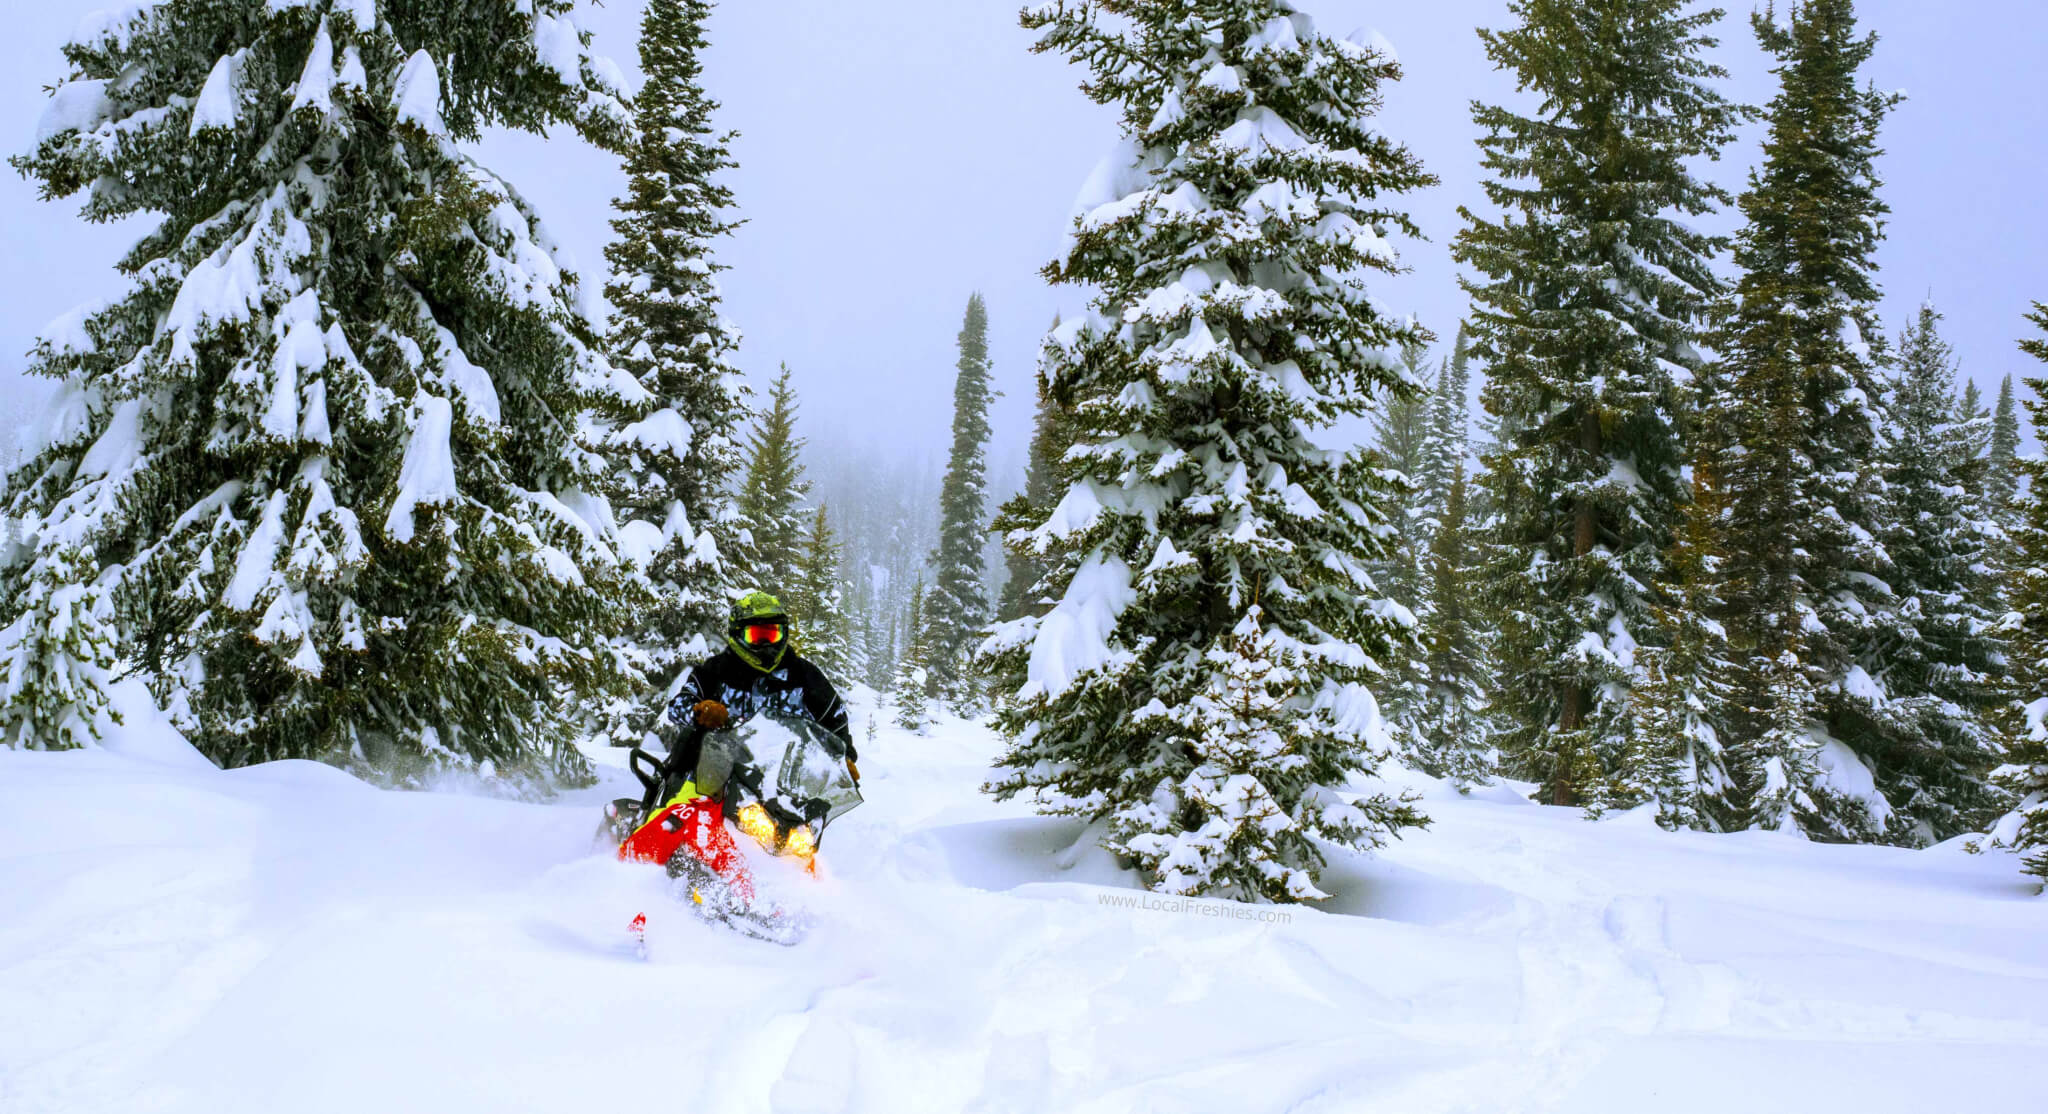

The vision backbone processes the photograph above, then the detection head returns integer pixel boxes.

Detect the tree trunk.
[1554,408,1604,808]
[1554,688,1582,806]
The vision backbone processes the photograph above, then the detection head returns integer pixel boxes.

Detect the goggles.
[739,622,785,646]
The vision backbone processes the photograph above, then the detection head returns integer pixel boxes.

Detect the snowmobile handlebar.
[628,746,666,796]
[630,725,708,814]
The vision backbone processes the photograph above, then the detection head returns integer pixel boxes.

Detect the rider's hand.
[692,700,731,730]
[848,759,860,784]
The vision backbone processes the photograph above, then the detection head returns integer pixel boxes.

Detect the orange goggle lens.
[742,623,784,645]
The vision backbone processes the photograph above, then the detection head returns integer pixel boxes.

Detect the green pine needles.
[1988,305,2048,882]
[1457,0,1743,810]
[2,1,640,781]
[985,0,1434,903]
[924,294,998,713]
[1712,0,1907,840]
[995,363,1079,625]
[733,365,811,596]
[794,505,853,680]
[1866,303,2006,840]
[591,0,747,750]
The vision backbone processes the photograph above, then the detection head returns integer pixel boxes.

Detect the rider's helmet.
[727,591,792,673]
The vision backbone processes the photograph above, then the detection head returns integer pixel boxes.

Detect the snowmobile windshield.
[731,717,862,834]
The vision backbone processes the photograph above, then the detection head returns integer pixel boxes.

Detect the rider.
[663,590,857,790]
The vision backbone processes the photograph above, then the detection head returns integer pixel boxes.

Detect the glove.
[692,700,731,730]
[847,759,861,784]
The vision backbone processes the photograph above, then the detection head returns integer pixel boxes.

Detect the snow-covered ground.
[4,687,2041,1114]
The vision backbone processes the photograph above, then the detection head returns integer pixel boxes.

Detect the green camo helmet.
[727,590,792,673]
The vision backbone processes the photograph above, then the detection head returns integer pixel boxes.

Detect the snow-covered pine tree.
[1987,374,2022,530]
[871,605,900,693]
[984,0,1433,903]
[593,0,747,749]
[842,551,875,687]
[996,367,1079,623]
[1407,467,1494,789]
[0,544,121,750]
[1958,378,1991,489]
[1419,326,1473,518]
[808,429,941,688]
[732,365,809,596]
[1867,302,2005,842]
[1371,341,1433,618]
[1714,0,1903,841]
[857,567,897,692]
[1744,645,1829,833]
[1991,304,2048,882]
[1455,0,1742,806]
[4,1,638,776]
[1368,341,1434,768]
[1616,461,1736,828]
[924,294,997,712]
[794,504,853,680]
[892,576,933,733]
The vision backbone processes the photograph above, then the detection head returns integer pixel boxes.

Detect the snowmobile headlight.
[784,825,817,860]
[736,802,780,850]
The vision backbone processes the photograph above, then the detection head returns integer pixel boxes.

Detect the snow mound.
[96,679,213,771]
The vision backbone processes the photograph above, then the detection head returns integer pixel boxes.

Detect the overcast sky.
[5,1,2045,481]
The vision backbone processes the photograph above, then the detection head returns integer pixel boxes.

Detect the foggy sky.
[4,1,2045,483]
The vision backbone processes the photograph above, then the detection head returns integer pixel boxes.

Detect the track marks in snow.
[1,852,275,1114]
[7,713,2045,1114]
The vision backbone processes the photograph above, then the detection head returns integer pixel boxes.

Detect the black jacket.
[665,648,855,761]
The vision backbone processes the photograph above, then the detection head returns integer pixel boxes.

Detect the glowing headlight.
[736,802,779,850]
[784,825,817,860]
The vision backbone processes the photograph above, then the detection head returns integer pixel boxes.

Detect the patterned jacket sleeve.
[665,660,714,726]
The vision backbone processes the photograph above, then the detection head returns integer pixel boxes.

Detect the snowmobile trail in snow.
[3,691,2043,1114]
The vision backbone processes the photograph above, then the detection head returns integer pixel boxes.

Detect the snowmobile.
[602,714,863,947]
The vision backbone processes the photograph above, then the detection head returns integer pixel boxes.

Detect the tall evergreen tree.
[1406,467,1494,788]
[984,0,1433,903]
[872,605,901,694]
[996,366,1078,623]
[0,1,637,777]
[1420,326,1474,515]
[1396,330,1496,785]
[1455,0,1742,806]
[1616,461,1737,828]
[1992,305,2048,882]
[794,504,853,679]
[1713,0,1903,840]
[732,366,809,595]
[893,576,934,733]
[925,294,997,711]
[856,566,897,692]
[1867,302,2005,841]
[1371,342,1434,619]
[1958,378,1991,486]
[842,551,875,687]
[592,0,746,749]
[1987,373,2023,528]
